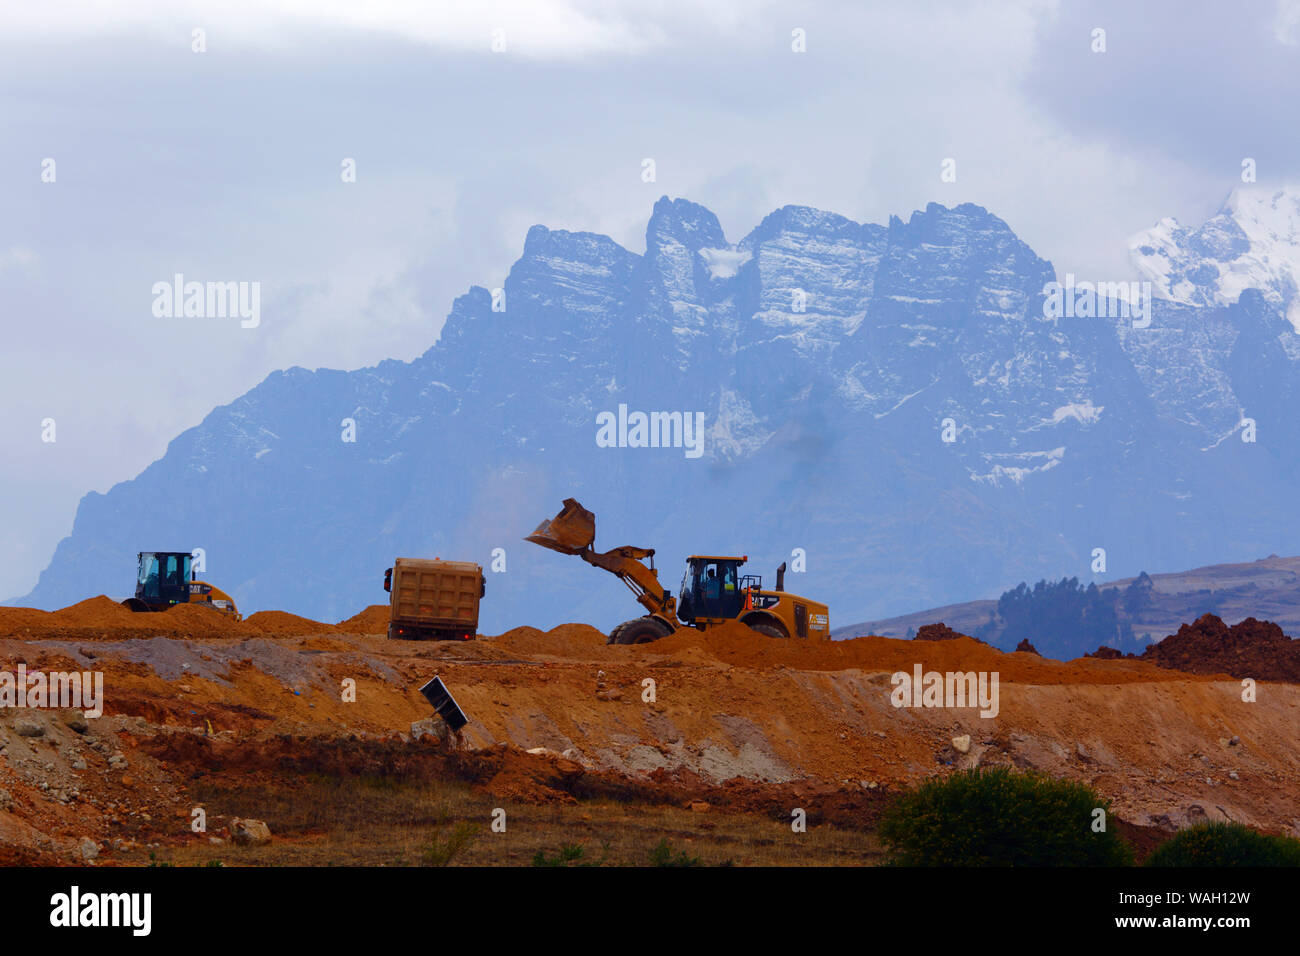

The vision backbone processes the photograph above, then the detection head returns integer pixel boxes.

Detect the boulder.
[64,711,89,734]
[14,718,44,738]
[77,836,99,861]
[230,818,272,847]
[410,717,450,743]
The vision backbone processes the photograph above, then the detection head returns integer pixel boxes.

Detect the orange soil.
[1,604,1297,864]
[0,598,1231,687]
[335,604,390,634]
[244,610,336,636]
[0,596,349,641]
[648,620,1210,683]
[490,623,608,656]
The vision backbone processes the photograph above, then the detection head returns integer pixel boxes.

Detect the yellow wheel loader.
[121,551,241,620]
[526,498,830,645]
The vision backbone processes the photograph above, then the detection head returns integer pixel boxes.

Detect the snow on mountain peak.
[1130,186,1300,330]
[697,246,752,279]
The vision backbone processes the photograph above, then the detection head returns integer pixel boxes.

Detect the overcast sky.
[2,0,1298,601]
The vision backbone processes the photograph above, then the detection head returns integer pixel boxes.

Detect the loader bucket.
[525,498,596,554]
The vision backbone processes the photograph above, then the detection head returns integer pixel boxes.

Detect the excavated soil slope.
[0,603,1297,863]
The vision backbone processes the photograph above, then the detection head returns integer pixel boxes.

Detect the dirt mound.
[915,622,985,644]
[245,610,337,636]
[480,746,584,803]
[492,623,608,656]
[651,620,1195,684]
[0,606,54,633]
[6,595,250,641]
[8,595,172,639]
[163,602,249,636]
[336,604,390,634]
[1141,614,1300,681]
[50,595,142,625]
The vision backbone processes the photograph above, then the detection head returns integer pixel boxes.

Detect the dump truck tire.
[608,617,672,645]
[748,622,788,639]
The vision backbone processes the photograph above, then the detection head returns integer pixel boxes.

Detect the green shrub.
[648,839,701,867]
[878,767,1133,866]
[532,843,589,867]
[419,803,479,866]
[1145,822,1300,867]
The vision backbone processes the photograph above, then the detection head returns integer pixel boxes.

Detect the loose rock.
[230,818,272,846]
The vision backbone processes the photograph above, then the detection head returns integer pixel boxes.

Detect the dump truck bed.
[388,558,484,640]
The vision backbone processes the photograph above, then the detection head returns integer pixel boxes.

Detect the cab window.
[679,567,695,603]
[164,554,181,588]
[138,554,160,598]
[701,562,721,598]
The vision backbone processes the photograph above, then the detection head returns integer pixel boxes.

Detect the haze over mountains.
[15,189,1300,644]
[836,554,1300,661]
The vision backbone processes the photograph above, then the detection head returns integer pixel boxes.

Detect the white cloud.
[7,0,762,57]
[1276,0,1300,44]
[0,246,38,271]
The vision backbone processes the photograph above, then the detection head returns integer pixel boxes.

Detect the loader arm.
[580,546,677,620]
[526,498,677,624]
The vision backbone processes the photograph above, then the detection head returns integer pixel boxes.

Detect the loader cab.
[135,551,194,607]
[678,555,746,623]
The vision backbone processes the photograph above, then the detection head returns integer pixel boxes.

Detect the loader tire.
[748,622,788,639]
[608,617,672,645]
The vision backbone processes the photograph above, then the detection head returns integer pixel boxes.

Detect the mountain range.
[16,188,1300,648]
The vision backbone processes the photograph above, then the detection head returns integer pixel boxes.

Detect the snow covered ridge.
[22,194,1300,626]
[1050,401,1103,426]
[697,246,752,279]
[1129,186,1300,331]
[970,447,1065,486]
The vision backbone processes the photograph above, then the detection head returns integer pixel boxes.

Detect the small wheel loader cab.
[121,551,241,619]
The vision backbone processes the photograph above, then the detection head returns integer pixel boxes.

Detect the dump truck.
[526,498,830,645]
[121,551,241,619]
[383,558,486,641]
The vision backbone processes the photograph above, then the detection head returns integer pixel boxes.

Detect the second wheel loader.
[121,551,241,619]
[526,498,830,645]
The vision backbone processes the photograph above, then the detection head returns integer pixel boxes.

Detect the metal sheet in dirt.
[418,676,469,731]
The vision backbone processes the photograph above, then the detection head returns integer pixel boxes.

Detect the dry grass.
[129,774,885,867]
